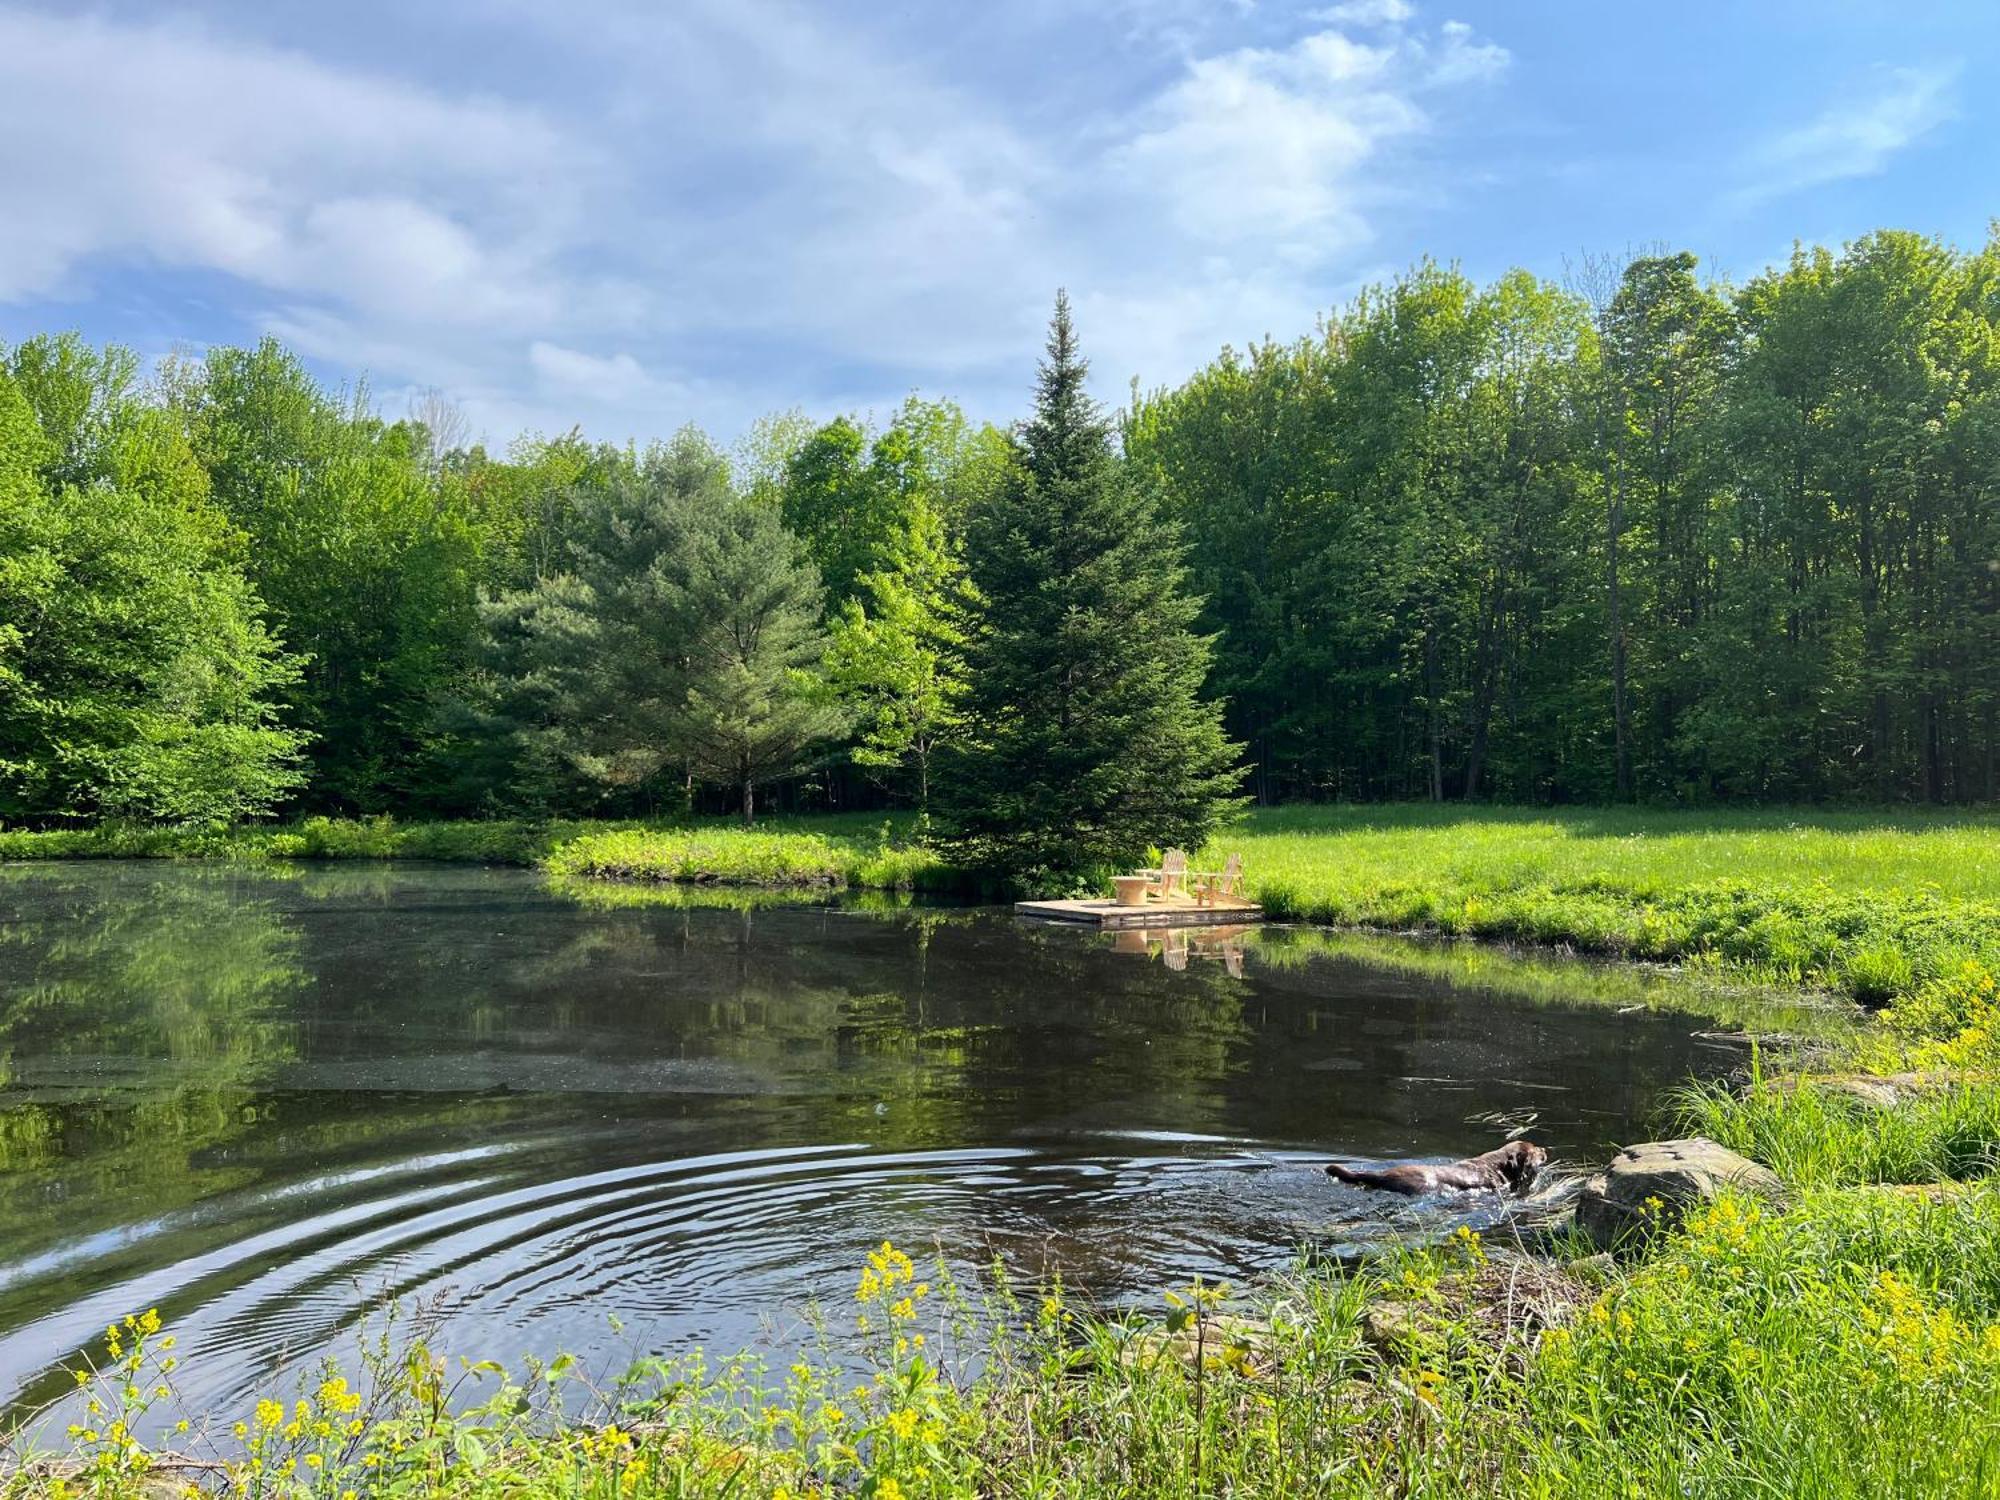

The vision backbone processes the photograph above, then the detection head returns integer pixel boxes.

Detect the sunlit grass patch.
[1217,804,2000,1006]
[1252,926,1854,1042]
[1676,1071,2000,1190]
[545,822,949,891]
[1508,1185,2000,1494]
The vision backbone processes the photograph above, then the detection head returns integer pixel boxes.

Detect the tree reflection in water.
[0,862,1814,1424]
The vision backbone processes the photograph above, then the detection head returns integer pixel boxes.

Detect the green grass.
[545,822,949,890]
[0,813,572,863]
[0,812,952,891]
[1679,1072,2000,1188]
[1220,803,2000,1006]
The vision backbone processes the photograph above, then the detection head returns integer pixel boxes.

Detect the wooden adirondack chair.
[1139,848,1189,901]
[1193,852,1244,907]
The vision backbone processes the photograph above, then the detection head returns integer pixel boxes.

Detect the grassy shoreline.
[6,805,2000,1493]
[15,1074,2000,1496]
[7,803,1995,1007]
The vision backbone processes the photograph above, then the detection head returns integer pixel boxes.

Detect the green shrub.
[1846,941,1919,1006]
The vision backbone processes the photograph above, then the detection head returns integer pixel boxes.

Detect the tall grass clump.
[1678,1073,2000,1188]
[546,822,951,891]
[1672,959,2000,1189]
[1506,1187,2000,1495]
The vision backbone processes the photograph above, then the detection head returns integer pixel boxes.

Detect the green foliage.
[778,397,1004,614]
[1128,262,1600,803]
[0,809,963,898]
[175,338,481,811]
[0,351,308,824]
[1511,1187,2000,1495]
[1880,960,2000,1066]
[826,495,976,810]
[664,474,852,823]
[1131,231,2000,805]
[10,226,2000,827]
[941,293,1242,882]
[1680,1074,2000,1188]
[546,821,947,890]
[777,414,882,609]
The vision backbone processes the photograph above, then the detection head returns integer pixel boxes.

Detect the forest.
[3,227,1996,857]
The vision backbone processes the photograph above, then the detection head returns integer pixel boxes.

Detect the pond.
[0,861,1793,1424]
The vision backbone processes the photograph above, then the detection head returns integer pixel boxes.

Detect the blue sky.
[2,1,1995,449]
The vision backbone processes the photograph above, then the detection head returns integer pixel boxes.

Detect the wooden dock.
[1013,897,1264,929]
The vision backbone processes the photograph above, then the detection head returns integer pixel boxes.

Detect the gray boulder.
[1575,1137,1785,1251]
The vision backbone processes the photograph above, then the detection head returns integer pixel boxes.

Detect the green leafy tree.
[940,293,1241,881]
[1593,251,1734,796]
[1691,232,2000,800]
[779,416,886,611]
[778,398,1005,615]
[174,339,480,811]
[1126,334,1343,804]
[826,497,976,811]
[0,356,308,825]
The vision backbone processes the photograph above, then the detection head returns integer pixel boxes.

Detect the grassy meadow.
[0,811,941,884]
[1223,803,2000,1006]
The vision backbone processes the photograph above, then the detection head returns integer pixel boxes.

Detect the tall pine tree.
[466,430,846,822]
[940,293,1241,881]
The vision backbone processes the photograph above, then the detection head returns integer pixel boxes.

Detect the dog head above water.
[1490,1139,1549,1188]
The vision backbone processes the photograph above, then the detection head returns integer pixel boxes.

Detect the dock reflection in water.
[1107,924,1252,975]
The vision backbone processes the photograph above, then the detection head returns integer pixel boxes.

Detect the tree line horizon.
[3,227,1996,872]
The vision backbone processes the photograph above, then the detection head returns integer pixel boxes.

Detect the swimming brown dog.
[1324,1140,1548,1196]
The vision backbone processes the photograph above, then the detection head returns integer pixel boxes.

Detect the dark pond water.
[0,861,1777,1423]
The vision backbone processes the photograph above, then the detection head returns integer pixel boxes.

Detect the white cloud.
[1428,20,1510,86]
[0,10,583,317]
[1313,0,1415,26]
[1108,23,1505,257]
[1741,65,1958,203]
[529,342,689,410]
[0,1,1512,442]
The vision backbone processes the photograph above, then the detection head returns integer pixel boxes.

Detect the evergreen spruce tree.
[939,293,1241,881]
